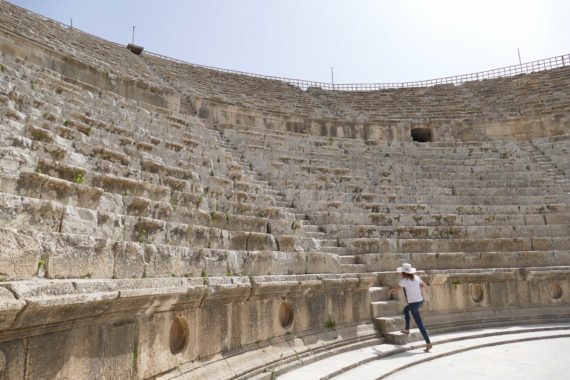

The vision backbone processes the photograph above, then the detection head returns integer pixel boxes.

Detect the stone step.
[385,329,424,345]
[342,264,367,273]
[302,224,322,233]
[272,200,291,208]
[319,239,339,248]
[321,247,346,255]
[294,213,308,220]
[339,255,357,265]
[305,231,328,239]
[343,236,570,254]
[369,286,391,302]
[370,300,401,318]
[374,316,405,333]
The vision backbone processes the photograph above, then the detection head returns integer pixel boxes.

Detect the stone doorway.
[411,128,433,142]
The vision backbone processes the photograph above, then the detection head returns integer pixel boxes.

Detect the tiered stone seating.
[220,123,570,272]
[144,54,338,119]
[308,67,570,124]
[0,53,338,282]
[0,1,168,89]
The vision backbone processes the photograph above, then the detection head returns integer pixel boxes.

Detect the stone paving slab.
[278,324,570,380]
[385,337,570,380]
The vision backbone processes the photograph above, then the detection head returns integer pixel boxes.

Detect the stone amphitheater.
[0,1,569,379]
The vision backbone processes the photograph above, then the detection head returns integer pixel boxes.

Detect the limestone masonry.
[0,1,569,379]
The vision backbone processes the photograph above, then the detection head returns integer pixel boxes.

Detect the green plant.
[0,275,6,282]
[201,269,208,278]
[325,315,336,330]
[451,280,461,289]
[209,169,214,177]
[132,347,138,364]
[37,258,46,270]
[80,273,91,279]
[291,221,300,231]
[249,162,253,171]
[169,195,178,208]
[197,194,205,207]
[73,171,85,184]
[225,213,232,225]
[137,229,149,244]
[31,83,36,91]
[63,119,71,127]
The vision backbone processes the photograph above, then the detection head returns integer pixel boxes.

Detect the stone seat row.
[289,191,570,208]
[319,223,570,240]
[308,209,570,227]
[264,161,556,181]
[301,201,569,216]
[276,176,566,197]
[221,124,520,153]
[357,249,570,272]
[340,235,570,254]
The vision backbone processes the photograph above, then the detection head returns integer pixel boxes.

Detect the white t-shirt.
[399,275,424,303]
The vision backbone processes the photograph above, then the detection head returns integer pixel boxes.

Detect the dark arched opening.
[411,128,433,142]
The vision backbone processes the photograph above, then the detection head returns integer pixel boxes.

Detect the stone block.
[0,193,64,232]
[276,235,320,253]
[0,286,26,329]
[144,245,203,278]
[0,228,40,280]
[113,241,145,279]
[39,233,113,279]
[60,205,97,235]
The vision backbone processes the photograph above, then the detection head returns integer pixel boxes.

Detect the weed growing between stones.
[73,170,85,184]
[325,315,336,330]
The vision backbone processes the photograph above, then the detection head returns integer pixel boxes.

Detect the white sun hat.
[397,263,416,274]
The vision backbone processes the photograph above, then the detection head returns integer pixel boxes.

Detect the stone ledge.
[0,274,372,334]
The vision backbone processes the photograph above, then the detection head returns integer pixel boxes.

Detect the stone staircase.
[209,126,366,273]
[369,283,423,345]
[519,141,570,190]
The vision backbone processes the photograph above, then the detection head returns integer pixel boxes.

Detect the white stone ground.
[278,324,570,380]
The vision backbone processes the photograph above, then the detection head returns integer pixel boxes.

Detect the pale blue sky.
[9,0,570,83]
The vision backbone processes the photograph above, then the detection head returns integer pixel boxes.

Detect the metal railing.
[7,1,569,92]
[144,51,569,92]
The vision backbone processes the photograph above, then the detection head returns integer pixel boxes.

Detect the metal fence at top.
[9,1,570,92]
[144,52,569,92]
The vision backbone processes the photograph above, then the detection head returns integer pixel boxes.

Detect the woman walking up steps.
[388,263,432,352]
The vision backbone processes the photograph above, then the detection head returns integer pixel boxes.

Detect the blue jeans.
[403,301,430,344]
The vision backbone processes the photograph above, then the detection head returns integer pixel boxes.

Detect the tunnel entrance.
[411,128,433,142]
